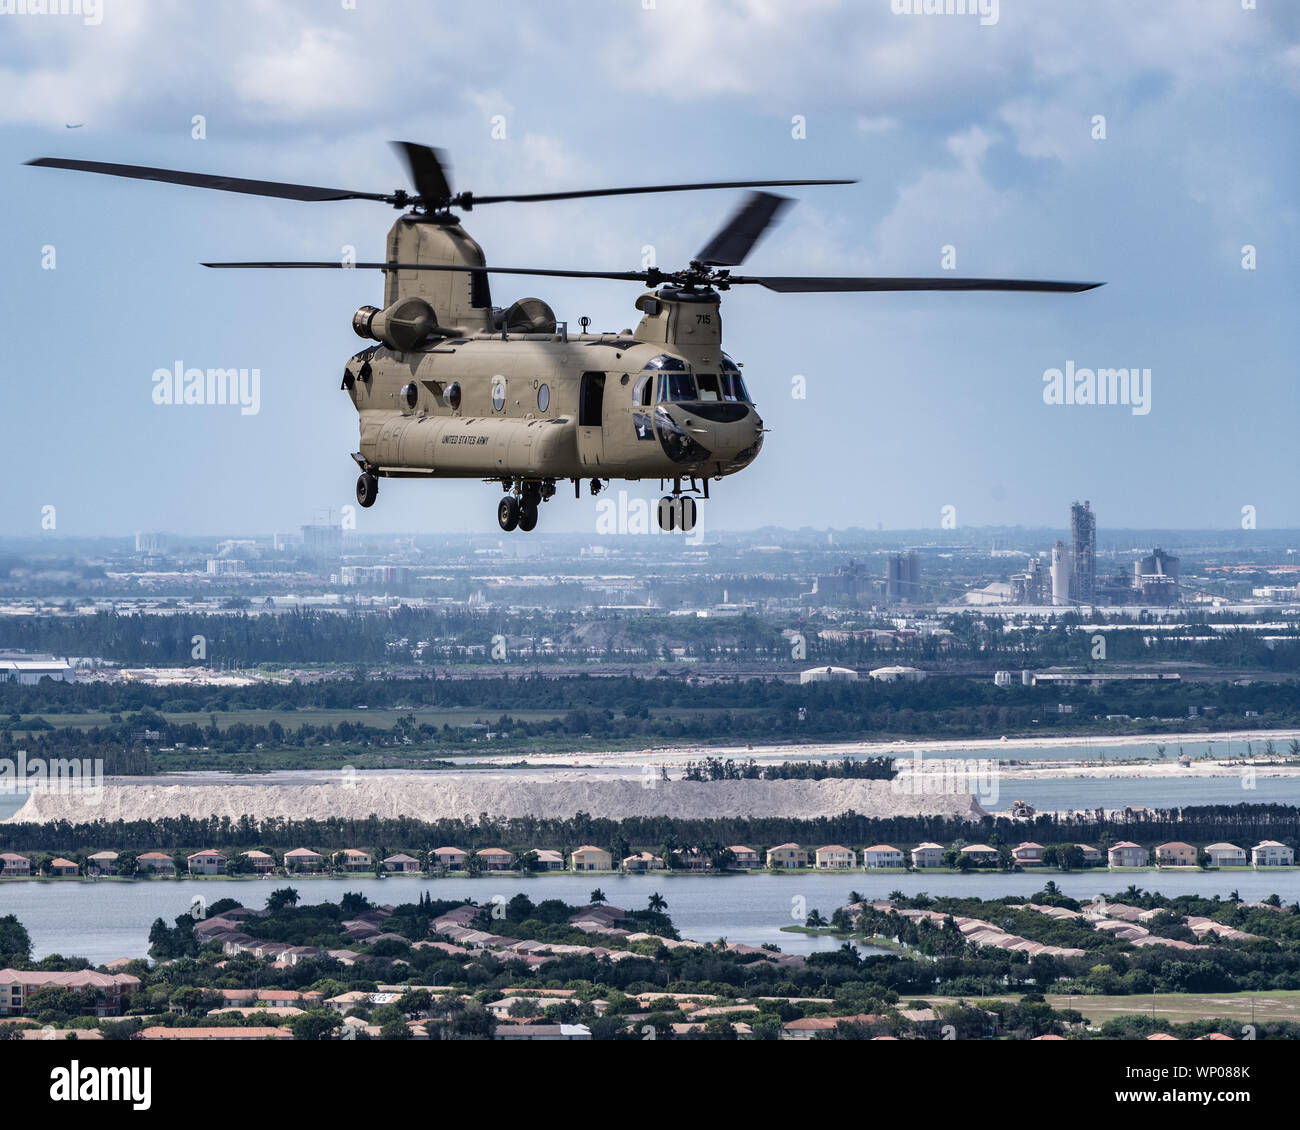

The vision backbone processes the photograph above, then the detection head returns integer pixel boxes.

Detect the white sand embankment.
[6,775,982,825]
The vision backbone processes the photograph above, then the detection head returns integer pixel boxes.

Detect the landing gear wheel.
[657,496,678,532]
[356,473,379,508]
[497,496,520,532]
[518,500,539,532]
[679,496,697,533]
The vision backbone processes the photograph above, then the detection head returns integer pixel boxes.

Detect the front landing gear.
[356,473,379,508]
[657,477,699,533]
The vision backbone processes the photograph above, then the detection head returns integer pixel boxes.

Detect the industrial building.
[1132,546,1180,605]
[885,550,921,603]
[1050,539,1070,605]
[0,653,75,684]
[799,666,858,685]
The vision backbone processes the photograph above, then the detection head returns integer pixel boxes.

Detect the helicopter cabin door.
[577,371,606,466]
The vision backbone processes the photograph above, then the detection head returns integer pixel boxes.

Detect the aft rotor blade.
[26,157,393,203]
[463,177,854,207]
[695,191,790,267]
[736,275,1104,293]
[392,141,452,206]
[202,261,653,282]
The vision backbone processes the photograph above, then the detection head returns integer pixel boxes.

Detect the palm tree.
[806,909,828,928]
[589,888,607,905]
[648,892,667,914]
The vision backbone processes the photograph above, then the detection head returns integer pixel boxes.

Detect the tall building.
[301,523,343,560]
[1070,500,1096,605]
[1050,540,1070,606]
[885,550,921,603]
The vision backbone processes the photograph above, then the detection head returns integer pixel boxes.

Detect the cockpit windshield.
[658,372,698,402]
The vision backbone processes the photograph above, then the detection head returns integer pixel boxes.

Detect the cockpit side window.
[719,356,749,402]
[632,373,653,407]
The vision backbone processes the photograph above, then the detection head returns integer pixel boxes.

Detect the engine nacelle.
[352,296,439,351]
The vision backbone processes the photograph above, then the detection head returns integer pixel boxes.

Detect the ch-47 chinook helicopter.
[29,143,1101,533]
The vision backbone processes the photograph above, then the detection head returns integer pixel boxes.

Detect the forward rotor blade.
[736,276,1104,293]
[464,177,854,207]
[391,142,452,206]
[201,261,653,283]
[25,157,392,203]
[695,191,790,267]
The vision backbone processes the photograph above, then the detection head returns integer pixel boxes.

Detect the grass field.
[922,990,1300,1026]
[8,705,760,732]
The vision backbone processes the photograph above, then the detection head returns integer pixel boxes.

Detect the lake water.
[1,870,1294,966]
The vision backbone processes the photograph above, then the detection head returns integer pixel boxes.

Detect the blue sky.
[1,0,1296,537]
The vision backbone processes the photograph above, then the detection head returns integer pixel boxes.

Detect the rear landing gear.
[356,473,378,508]
[495,478,552,532]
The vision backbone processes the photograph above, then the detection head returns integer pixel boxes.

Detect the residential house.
[1205,842,1248,868]
[0,853,31,877]
[1155,841,1198,867]
[532,849,564,872]
[960,844,999,865]
[1075,844,1104,865]
[570,846,612,872]
[621,852,664,872]
[727,846,760,870]
[862,845,904,870]
[672,849,711,872]
[476,848,513,872]
[338,849,373,873]
[0,969,140,1017]
[242,850,275,873]
[766,843,808,869]
[48,857,80,877]
[814,845,857,870]
[1108,841,1148,868]
[911,842,946,869]
[187,850,226,875]
[284,848,325,873]
[1012,842,1046,867]
[136,852,176,875]
[431,846,468,870]
[383,853,422,873]
[1252,840,1295,867]
[87,851,119,875]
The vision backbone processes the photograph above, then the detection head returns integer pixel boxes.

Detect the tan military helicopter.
[29,144,1101,533]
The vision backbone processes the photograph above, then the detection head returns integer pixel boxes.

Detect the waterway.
[1,869,1294,966]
